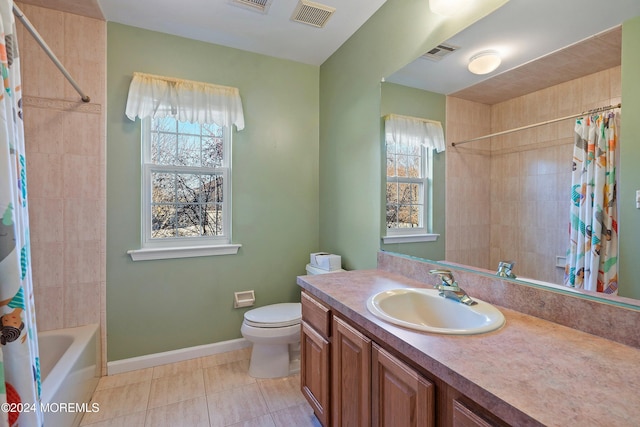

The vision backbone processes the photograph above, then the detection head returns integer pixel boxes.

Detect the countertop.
[297,269,640,427]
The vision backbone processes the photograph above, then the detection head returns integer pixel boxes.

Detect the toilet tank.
[305,263,345,275]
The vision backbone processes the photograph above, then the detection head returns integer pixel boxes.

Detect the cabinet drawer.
[301,292,332,338]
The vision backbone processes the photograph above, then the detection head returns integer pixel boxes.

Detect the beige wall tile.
[28,197,64,243]
[33,286,63,331]
[30,241,63,287]
[26,153,63,199]
[64,283,101,327]
[64,240,101,285]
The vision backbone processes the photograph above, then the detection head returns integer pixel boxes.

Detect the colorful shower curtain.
[0,0,43,426]
[564,110,619,294]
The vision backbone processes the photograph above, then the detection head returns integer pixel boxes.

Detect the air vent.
[231,0,273,13]
[291,0,335,28]
[421,43,460,61]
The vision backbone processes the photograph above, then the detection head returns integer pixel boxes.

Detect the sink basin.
[366,288,505,335]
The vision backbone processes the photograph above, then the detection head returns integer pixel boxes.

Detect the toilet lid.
[244,303,302,328]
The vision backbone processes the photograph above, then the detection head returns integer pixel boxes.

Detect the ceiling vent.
[421,43,460,61]
[291,0,335,28]
[231,0,273,13]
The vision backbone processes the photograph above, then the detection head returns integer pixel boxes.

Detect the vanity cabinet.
[301,291,436,427]
[332,316,371,426]
[301,292,331,426]
[300,290,512,427]
[372,343,435,427]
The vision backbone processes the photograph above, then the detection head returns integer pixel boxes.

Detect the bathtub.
[38,324,100,427]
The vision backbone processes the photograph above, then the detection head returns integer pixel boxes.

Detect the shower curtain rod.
[451,102,621,147]
[12,4,90,103]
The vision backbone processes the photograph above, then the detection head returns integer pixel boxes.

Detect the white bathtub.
[38,324,100,427]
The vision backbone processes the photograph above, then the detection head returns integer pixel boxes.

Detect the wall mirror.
[381,0,640,306]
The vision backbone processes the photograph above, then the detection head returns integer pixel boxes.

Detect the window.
[142,117,230,246]
[383,114,444,244]
[386,141,431,233]
[124,73,244,260]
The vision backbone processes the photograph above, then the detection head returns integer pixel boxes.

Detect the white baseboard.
[107,338,251,376]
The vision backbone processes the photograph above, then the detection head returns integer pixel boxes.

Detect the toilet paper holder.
[234,290,255,308]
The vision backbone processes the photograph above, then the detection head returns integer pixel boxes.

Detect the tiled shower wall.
[446,66,621,284]
[16,3,106,372]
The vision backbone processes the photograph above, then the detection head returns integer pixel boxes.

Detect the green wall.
[620,16,640,299]
[318,0,510,270]
[380,82,446,260]
[106,23,319,360]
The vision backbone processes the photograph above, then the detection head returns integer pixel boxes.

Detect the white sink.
[366,288,505,335]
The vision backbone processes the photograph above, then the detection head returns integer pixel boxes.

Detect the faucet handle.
[429,269,455,287]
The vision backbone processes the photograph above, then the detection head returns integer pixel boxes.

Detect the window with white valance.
[383,114,444,244]
[125,73,245,261]
[384,114,445,153]
[125,72,245,130]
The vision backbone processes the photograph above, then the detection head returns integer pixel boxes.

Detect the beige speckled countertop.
[297,269,640,427]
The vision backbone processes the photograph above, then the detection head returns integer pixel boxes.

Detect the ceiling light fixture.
[467,50,501,74]
[429,0,471,16]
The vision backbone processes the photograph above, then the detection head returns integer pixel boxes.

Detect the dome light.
[467,51,501,75]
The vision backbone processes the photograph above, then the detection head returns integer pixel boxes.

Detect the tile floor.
[80,348,321,427]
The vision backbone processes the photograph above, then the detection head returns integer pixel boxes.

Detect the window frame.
[383,140,438,244]
[128,117,240,261]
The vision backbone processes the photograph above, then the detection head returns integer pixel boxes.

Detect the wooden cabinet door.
[301,321,331,426]
[372,344,435,427]
[452,400,498,427]
[332,316,372,427]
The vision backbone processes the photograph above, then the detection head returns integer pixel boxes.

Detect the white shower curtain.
[0,1,43,425]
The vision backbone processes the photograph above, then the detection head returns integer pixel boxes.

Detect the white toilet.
[241,261,345,379]
[241,302,302,378]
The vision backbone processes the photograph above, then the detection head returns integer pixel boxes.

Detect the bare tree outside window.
[148,117,227,240]
[386,140,426,229]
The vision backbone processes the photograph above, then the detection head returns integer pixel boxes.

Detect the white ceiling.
[96,0,388,66]
[387,0,640,96]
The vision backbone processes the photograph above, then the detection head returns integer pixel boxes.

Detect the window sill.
[382,234,440,244]
[127,244,242,261]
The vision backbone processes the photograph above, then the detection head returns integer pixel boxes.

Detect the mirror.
[381,0,640,304]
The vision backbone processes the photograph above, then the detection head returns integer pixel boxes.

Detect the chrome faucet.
[496,261,517,279]
[429,269,476,306]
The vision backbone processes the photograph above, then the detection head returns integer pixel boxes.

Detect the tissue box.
[310,252,342,271]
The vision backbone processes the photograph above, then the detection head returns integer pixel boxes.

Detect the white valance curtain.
[125,72,245,130]
[384,114,445,153]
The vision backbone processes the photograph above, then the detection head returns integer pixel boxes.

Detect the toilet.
[241,261,345,379]
[241,302,302,378]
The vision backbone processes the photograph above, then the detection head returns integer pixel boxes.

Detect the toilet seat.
[244,303,301,328]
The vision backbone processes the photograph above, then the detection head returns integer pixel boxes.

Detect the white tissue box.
[310,252,342,271]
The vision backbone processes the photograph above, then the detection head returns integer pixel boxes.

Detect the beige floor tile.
[204,359,256,394]
[79,411,146,427]
[152,357,203,379]
[148,368,206,409]
[257,374,306,412]
[200,347,252,368]
[96,368,153,390]
[81,381,151,425]
[207,383,270,427]
[145,396,210,427]
[270,403,322,427]
[227,414,276,427]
